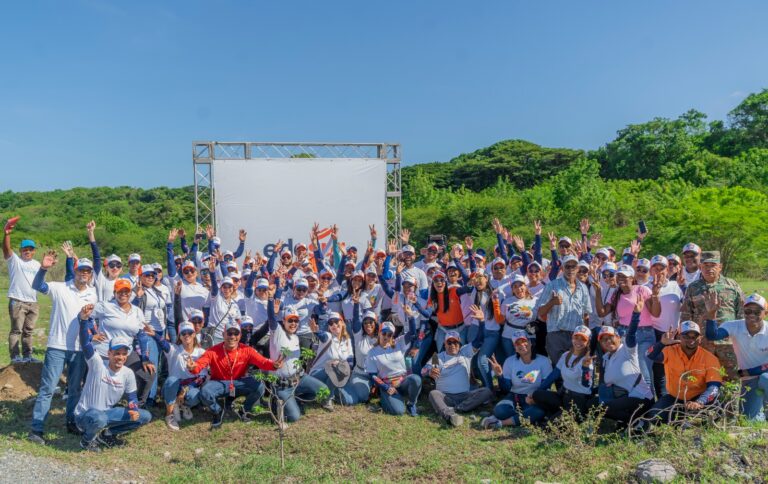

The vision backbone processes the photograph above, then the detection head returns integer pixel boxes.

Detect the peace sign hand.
[488,355,502,375]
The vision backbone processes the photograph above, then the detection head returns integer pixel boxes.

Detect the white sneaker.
[180,405,193,421]
[322,398,334,412]
[481,416,501,430]
[449,414,464,427]
[172,404,181,424]
[165,414,180,431]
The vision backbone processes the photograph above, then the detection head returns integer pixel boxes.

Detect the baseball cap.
[510,254,523,262]
[667,254,681,264]
[598,326,618,340]
[140,264,155,274]
[362,310,377,321]
[601,262,617,273]
[225,261,237,270]
[189,309,204,321]
[113,279,132,293]
[558,236,573,246]
[492,257,506,268]
[606,246,616,255]
[178,321,194,334]
[76,258,94,271]
[109,336,133,352]
[152,263,163,271]
[305,272,318,281]
[427,242,440,251]
[380,321,396,334]
[220,277,234,286]
[294,242,307,251]
[20,239,36,249]
[682,243,701,255]
[424,262,441,272]
[375,248,387,257]
[211,236,221,246]
[402,276,417,286]
[744,293,767,310]
[365,265,378,275]
[284,308,300,321]
[128,253,141,263]
[596,248,611,259]
[573,325,591,340]
[401,245,416,254]
[636,258,651,270]
[344,260,356,268]
[351,270,365,279]
[182,260,195,270]
[511,330,529,343]
[106,254,122,264]
[650,255,668,267]
[700,251,721,264]
[511,274,526,285]
[256,278,270,289]
[432,271,446,280]
[224,320,241,333]
[475,248,487,259]
[223,250,234,258]
[445,331,461,343]
[578,260,590,269]
[679,321,701,335]
[295,278,309,289]
[527,261,542,271]
[327,311,342,322]
[561,255,578,266]
[240,316,254,328]
[617,264,635,278]
[229,272,241,280]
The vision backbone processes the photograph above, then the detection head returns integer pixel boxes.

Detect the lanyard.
[224,347,239,389]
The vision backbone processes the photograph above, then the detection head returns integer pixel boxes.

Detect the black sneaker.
[66,421,82,435]
[27,431,45,445]
[96,432,126,448]
[235,407,254,423]
[79,437,102,452]
[210,409,224,429]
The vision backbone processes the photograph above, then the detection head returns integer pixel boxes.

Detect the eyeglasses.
[142,273,156,278]
[295,287,308,292]
[636,268,649,273]
[180,330,195,336]
[744,309,763,316]
[182,268,196,274]
[190,318,204,324]
[285,318,300,324]
[578,268,589,274]
[445,340,460,346]
[602,272,615,278]
[328,320,341,326]
[200,270,210,275]
[226,330,241,337]
[108,262,122,269]
[321,276,333,281]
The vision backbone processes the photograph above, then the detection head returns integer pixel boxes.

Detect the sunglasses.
[200,270,210,275]
[636,268,649,273]
[281,255,292,260]
[191,319,204,324]
[108,262,123,269]
[295,287,308,292]
[328,320,341,326]
[285,318,300,324]
[180,330,195,336]
[255,287,267,292]
[669,261,679,266]
[602,272,615,278]
[142,273,156,278]
[321,276,333,281]
[578,268,589,274]
[433,278,446,283]
[744,309,763,316]
[226,330,241,337]
[445,340,460,346]
[427,248,438,253]
[182,268,196,274]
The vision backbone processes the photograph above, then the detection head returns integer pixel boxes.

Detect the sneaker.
[180,405,193,421]
[321,399,334,412]
[210,409,224,429]
[80,437,102,452]
[165,414,180,431]
[27,431,45,445]
[66,421,82,435]
[407,402,419,417]
[481,416,501,430]
[449,414,464,427]
[172,404,181,424]
[11,356,24,364]
[235,407,254,423]
[96,432,125,448]
[23,356,41,363]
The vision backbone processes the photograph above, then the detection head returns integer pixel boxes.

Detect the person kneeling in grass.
[422,305,492,427]
[74,304,152,452]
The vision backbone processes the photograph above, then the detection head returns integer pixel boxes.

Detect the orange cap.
[114,279,132,293]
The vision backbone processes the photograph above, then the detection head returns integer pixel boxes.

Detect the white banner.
[212,158,387,259]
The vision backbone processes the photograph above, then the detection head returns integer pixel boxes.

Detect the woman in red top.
[188,321,283,429]
[427,271,468,351]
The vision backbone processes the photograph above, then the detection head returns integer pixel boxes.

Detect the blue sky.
[1,0,766,191]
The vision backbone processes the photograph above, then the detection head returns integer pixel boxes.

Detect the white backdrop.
[212,158,387,258]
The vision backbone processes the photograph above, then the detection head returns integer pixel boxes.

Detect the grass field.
[1,267,767,482]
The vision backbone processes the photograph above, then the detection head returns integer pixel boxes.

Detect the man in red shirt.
[188,321,284,429]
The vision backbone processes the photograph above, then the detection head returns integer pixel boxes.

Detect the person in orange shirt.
[641,320,722,426]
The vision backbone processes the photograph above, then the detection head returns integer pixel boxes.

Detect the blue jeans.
[466,324,480,345]
[312,368,357,406]
[476,330,501,389]
[741,374,768,421]
[493,392,546,425]
[200,377,265,414]
[75,407,152,442]
[412,329,434,378]
[146,337,161,400]
[274,374,329,422]
[162,376,201,407]
[634,327,657,397]
[31,348,86,432]
[379,374,422,416]
[345,369,372,404]
[166,324,177,344]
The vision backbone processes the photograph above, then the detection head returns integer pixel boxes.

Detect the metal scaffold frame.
[192,142,402,243]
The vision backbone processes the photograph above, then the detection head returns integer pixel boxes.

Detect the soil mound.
[0,362,43,401]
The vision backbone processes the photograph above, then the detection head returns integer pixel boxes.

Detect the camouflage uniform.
[680,253,744,380]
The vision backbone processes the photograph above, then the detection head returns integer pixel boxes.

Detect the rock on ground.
[0,449,122,484]
[635,459,677,483]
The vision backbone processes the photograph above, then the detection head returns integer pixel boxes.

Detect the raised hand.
[178,228,186,239]
[387,239,398,256]
[369,224,377,240]
[550,292,563,306]
[175,280,182,295]
[86,220,96,241]
[702,291,720,319]
[205,224,215,239]
[61,241,75,258]
[582,355,594,367]
[630,239,641,256]
[533,219,542,236]
[400,228,410,244]
[492,217,502,234]
[168,228,179,243]
[330,224,339,241]
[41,250,58,269]
[274,239,284,255]
[652,275,664,296]
[512,235,525,252]
[4,216,20,235]
[79,303,95,320]
[633,296,645,314]
[579,218,590,235]
[488,355,502,375]
[468,304,485,321]
[661,328,679,346]
[309,318,319,333]
[239,229,247,242]
[589,232,602,249]
[548,232,557,250]
[464,236,474,251]
[135,284,145,299]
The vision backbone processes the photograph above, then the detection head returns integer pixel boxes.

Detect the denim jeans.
[200,377,265,414]
[466,324,480,346]
[493,392,546,425]
[274,374,329,422]
[741,374,768,421]
[75,407,152,442]
[379,374,422,416]
[312,368,357,406]
[476,329,501,389]
[146,337,161,400]
[412,329,435,378]
[162,376,201,407]
[31,348,86,432]
[345,369,372,404]
[634,327,657,397]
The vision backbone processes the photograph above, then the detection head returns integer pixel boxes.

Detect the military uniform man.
[680,251,744,379]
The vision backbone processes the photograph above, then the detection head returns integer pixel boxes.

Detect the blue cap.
[475,248,486,257]
[20,239,36,249]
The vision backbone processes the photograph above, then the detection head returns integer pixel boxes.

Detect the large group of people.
[4,214,767,452]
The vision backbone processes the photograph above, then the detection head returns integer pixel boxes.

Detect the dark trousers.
[428,388,493,420]
[532,389,591,419]
[588,395,650,423]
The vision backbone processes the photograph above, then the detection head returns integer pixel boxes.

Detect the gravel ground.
[0,449,122,483]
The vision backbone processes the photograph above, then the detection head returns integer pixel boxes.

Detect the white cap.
[527,261,542,270]
[226,261,237,269]
[365,265,378,275]
[682,242,701,255]
[284,308,300,320]
[140,264,155,274]
[492,257,506,268]
[578,260,590,269]
[650,255,668,267]
[511,274,526,285]
[109,336,133,352]
[106,254,122,264]
[189,309,204,321]
[561,255,578,266]
[362,310,377,320]
[224,320,240,333]
[230,272,241,279]
[178,321,194,333]
[76,258,94,270]
[380,321,396,333]
[402,276,417,286]
[182,260,195,270]
[636,258,651,269]
[601,262,617,273]
[223,250,234,258]
[351,270,365,279]
[305,272,318,281]
[401,245,416,254]
[596,248,611,258]
[256,278,270,289]
[598,326,618,339]
[211,236,221,245]
[295,278,309,288]
[573,325,591,340]
[558,236,573,246]
[680,321,701,335]
[240,315,254,327]
[152,263,163,271]
[220,277,234,286]
[128,253,141,262]
[617,265,635,278]
[744,293,767,310]
[327,311,342,321]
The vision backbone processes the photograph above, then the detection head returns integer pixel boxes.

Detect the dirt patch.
[0,362,45,401]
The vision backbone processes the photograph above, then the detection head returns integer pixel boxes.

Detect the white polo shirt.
[6,253,40,303]
[91,300,146,358]
[75,351,137,416]
[44,281,98,351]
[721,320,768,370]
